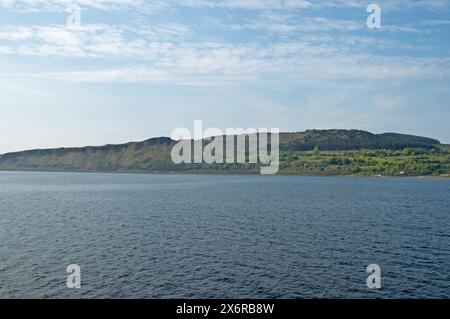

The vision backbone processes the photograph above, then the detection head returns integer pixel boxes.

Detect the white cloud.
[0,1,449,86]
[3,36,449,85]
[0,23,191,58]
[321,0,449,11]
[0,0,167,12]
[228,16,364,33]
[2,0,448,12]
[175,0,314,10]
[175,0,449,11]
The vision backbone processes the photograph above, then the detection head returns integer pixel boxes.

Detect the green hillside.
[0,130,448,177]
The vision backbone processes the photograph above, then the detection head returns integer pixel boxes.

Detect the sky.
[0,0,449,154]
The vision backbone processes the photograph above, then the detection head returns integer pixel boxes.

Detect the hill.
[0,129,448,176]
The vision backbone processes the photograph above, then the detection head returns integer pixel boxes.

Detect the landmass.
[0,129,449,177]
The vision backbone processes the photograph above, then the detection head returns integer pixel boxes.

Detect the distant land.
[0,129,449,177]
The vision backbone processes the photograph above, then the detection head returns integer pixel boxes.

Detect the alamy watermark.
[66,264,81,289]
[66,3,81,28]
[170,121,280,175]
[367,264,381,289]
[367,4,382,29]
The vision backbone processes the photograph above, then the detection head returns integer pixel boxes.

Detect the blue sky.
[0,0,449,153]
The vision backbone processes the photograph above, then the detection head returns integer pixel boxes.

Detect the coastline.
[0,168,449,179]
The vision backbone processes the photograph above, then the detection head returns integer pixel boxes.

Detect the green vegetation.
[279,148,450,177]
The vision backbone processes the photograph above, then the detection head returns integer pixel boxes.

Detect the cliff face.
[0,137,177,172]
[0,130,442,173]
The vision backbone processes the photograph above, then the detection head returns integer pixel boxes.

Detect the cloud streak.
[2,25,449,86]
[2,0,449,12]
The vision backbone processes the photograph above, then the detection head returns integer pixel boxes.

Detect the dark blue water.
[0,171,449,299]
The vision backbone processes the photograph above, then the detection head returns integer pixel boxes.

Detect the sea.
[0,171,449,298]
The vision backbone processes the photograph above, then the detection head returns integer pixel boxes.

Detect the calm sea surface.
[0,171,449,298]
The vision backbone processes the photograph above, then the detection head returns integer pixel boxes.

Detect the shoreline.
[0,169,449,179]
